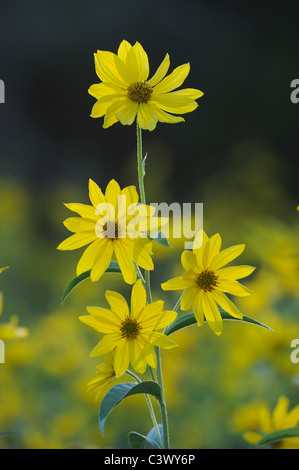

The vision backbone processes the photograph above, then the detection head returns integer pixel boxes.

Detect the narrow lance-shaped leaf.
[165,310,274,336]
[99,381,162,436]
[258,426,299,447]
[60,260,121,304]
[150,231,173,248]
[128,424,164,449]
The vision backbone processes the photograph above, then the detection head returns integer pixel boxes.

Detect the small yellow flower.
[87,353,122,403]
[0,267,9,275]
[239,396,299,449]
[79,279,178,378]
[161,231,255,335]
[57,179,166,284]
[0,293,28,340]
[89,40,203,131]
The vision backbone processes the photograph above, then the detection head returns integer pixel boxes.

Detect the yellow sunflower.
[161,231,255,335]
[79,279,178,378]
[239,396,299,449]
[89,39,203,131]
[87,353,122,403]
[57,179,166,284]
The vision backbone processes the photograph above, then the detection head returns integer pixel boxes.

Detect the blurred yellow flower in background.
[0,309,28,341]
[89,39,203,131]
[162,231,255,335]
[236,396,299,449]
[0,268,28,341]
[79,279,178,377]
[0,267,9,275]
[57,178,165,284]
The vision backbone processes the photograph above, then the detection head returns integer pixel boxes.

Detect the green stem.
[155,346,170,449]
[136,122,146,205]
[126,369,164,449]
[135,263,145,285]
[172,294,182,313]
[136,121,170,450]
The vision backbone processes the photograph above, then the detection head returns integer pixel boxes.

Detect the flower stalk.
[136,121,170,449]
[126,369,164,448]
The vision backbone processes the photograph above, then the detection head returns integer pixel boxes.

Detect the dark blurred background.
[1,0,299,450]
[0,0,298,205]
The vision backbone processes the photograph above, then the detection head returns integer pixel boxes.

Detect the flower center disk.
[127,81,153,104]
[197,269,218,292]
[120,318,141,341]
[102,221,120,239]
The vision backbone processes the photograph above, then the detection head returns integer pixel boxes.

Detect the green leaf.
[128,425,164,449]
[99,381,162,436]
[258,426,299,447]
[151,231,173,248]
[60,261,121,304]
[145,424,164,449]
[164,310,274,336]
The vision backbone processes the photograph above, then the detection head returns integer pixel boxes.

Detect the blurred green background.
[0,0,299,449]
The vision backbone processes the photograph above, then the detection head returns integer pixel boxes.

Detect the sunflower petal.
[105,179,121,208]
[131,279,147,320]
[217,279,253,297]
[91,95,121,118]
[88,82,119,99]
[94,51,128,88]
[171,88,204,100]
[117,40,132,62]
[90,334,120,357]
[89,179,106,208]
[161,276,193,291]
[217,265,256,280]
[146,103,185,124]
[180,287,198,311]
[105,290,129,321]
[114,239,137,284]
[212,290,243,319]
[147,53,170,87]
[202,293,223,335]
[103,100,130,128]
[151,93,198,114]
[63,217,95,233]
[116,100,138,126]
[132,42,150,81]
[210,244,245,271]
[193,290,205,326]
[57,232,97,251]
[143,307,176,331]
[148,331,178,349]
[137,300,165,328]
[137,103,158,131]
[114,340,130,378]
[76,239,105,275]
[90,239,113,282]
[63,203,97,220]
[133,237,154,271]
[272,396,290,430]
[181,250,198,271]
[79,313,118,334]
[152,63,190,94]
